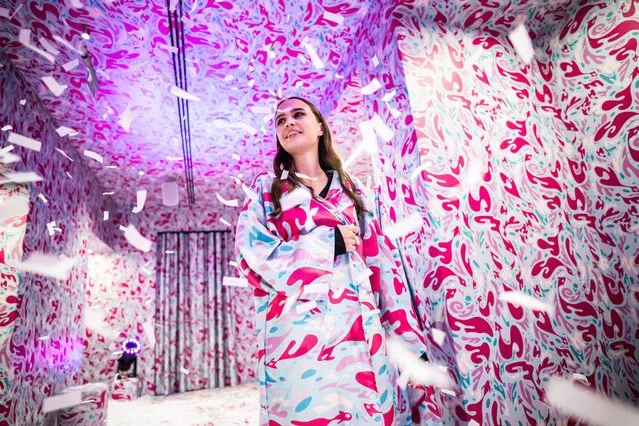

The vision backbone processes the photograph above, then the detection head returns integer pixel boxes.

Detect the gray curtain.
[153,231,239,395]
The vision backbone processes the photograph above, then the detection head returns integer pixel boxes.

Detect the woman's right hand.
[337,224,360,252]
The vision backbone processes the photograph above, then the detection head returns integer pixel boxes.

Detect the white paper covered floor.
[108,383,259,425]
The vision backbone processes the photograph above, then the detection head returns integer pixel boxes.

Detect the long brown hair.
[269,96,368,220]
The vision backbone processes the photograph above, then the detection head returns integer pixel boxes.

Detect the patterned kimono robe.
[234,170,428,425]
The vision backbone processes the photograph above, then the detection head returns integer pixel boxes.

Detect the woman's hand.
[337,224,360,252]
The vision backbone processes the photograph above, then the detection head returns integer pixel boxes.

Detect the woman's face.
[275,98,324,156]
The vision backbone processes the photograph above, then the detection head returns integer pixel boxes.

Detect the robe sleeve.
[234,172,336,298]
[355,179,428,358]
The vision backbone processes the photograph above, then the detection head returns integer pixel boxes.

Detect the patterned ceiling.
[0,0,577,208]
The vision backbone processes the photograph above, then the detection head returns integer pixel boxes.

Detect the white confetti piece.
[222,277,249,287]
[332,287,346,299]
[143,321,156,347]
[220,218,232,227]
[229,260,238,268]
[468,420,480,426]
[431,328,446,346]
[359,120,378,154]
[323,11,344,25]
[42,391,82,413]
[19,28,31,46]
[165,250,175,254]
[62,59,79,71]
[103,211,109,221]
[216,193,239,207]
[280,187,311,211]
[370,114,394,142]
[546,377,639,426]
[232,153,241,160]
[372,55,379,67]
[83,149,103,164]
[36,193,47,204]
[296,300,317,314]
[441,388,457,396]
[123,224,152,252]
[161,180,179,206]
[38,37,60,56]
[387,336,454,389]
[0,171,43,184]
[169,85,201,102]
[55,148,74,161]
[118,105,135,132]
[46,221,58,236]
[132,189,147,214]
[281,169,289,180]
[385,211,423,240]
[509,23,535,65]
[38,335,50,341]
[180,368,189,375]
[14,252,78,280]
[361,78,382,95]
[241,183,258,202]
[224,75,233,82]
[156,42,178,54]
[65,172,72,179]
[19,99,26,106]
[382,90,397,102]
[41,76,68,97]
[69,0,84,8]
[573,373,588,383]
[55,126,77,137]
[0,147,20,164]
[166,155,183,161]
[8,132,41,152]
[1,125,12,131]
[0,196,29,220]
[334,73,344,79]
[386,101,401,119]
[303,41,325,70]
[141,266,152,276]
[499,291,551,313]
[103,191,115,196]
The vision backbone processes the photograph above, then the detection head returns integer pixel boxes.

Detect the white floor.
[108,383,259,425]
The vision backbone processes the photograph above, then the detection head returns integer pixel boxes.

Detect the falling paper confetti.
[1,171,43,184]
[302,40,325,69]
[38,193,48,204]
[56,126,77,137]
[62,59,80,71]
[169,85,201,102]
[370,114,394,142]
[323,11,344,25]
[103,211,109,221]
[180,368,189,375]
[220,218,232,227]
[42,391,82,413]
[118,105,135,132]
[46,221,57,236]
[216,193,239,207]
[281,169,289,180]
[546,377,639,426]
[499,291,552,313]
[387,336,454,389]
[0,146,20,164]
[372,55,379,67]
[38,335,50,341]
[1,125,12,131]
[123,224,152,252]
[361,78,382,95]
[132,189,147,214]
[143,321,156,347]
[41,76,68,97]
[359,120,378,154]
[83,150,103,163]
[14,252,78,280]
[508,23,535,65]
[232,153,241,160]
[55,148,74,161]
[8,132,42,152]
[385,211,423,240]
[222,277,249,287]
[38,37,60,56]
[241,183,258,202]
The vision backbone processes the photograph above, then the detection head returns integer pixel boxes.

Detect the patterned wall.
[345,0,638,424]
[0,60,115,425]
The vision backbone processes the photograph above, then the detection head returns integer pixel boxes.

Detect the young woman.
[234,97,428,425]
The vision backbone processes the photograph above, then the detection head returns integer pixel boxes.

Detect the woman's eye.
[295,112,305,117]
